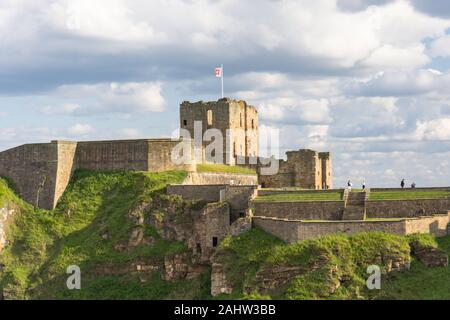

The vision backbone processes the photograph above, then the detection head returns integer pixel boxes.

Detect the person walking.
[401,178,405,189]
[362,180,366,191]
[347,180,353,191]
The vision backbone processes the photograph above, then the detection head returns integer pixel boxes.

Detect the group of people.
[401,178,416,189]
[346,179,416,190]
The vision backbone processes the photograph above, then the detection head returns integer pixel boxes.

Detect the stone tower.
[179,98,259,165]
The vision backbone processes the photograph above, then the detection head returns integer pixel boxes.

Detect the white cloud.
[430,35,450,57]
[55,81,166,114]
[415,118,450,140]
[67,123,94,136]
[40,103,80,115]
[347,69,441,96]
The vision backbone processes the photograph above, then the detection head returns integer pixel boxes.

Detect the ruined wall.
[76,140,150,171]
[191,202,230,262]
[366,199,450,218]
[54,141,77,207]
[257,149,332,189]
[167,184,257,222]
[319,152,332,189]
[404,214,449,237]
[167,184,226,203]
[147,139,196,172]
[254,214,450,242]
[253,201,344,220]
[0,142,59,209]
[0,138,196,209]
[183,172,257,185]
[253,217,300,243]
[179,98,258,165]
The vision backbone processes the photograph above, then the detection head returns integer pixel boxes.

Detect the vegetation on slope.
[0,170,211,300]
[196,163,256,175]
[215,228,450,300]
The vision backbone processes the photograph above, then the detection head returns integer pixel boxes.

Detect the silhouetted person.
[362,180,366,191]
[347,180,353,191]
[401,179,405,189]
[411,182,416,188]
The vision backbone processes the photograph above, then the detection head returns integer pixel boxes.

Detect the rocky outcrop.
[410,241,449,267]
[163,253,205,281]
[0,204,15,253]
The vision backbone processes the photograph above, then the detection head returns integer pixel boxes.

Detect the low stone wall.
[366,199,450,218]
[253,217,300,243]
[167,184,226,203]
[252,201,344,220]
[167,184,257,221]
[405,215,449,237]
[253,213,450,243]
[257,189,344,197]
[183,172,257,185]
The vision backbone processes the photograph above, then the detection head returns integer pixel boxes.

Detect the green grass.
[254,192,343,202]
[369,190,450,200]
[376,235,450,300]
[0,169,213,300]
[215,228,415,300]
[196,163,256,175]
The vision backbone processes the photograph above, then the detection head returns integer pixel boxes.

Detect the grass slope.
[0,170,211,300]
[196,164,256,175]
[216,228,450,300]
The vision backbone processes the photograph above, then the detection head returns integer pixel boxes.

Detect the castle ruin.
[0,97,332,209]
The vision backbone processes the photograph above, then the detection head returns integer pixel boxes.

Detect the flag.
[215,67,222,78]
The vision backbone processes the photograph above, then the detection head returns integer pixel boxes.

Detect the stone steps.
[342,192,366,220]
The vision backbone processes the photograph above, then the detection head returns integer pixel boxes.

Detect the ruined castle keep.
[258,149,332,189]
[180,98,259,164]
[0,97,332,209]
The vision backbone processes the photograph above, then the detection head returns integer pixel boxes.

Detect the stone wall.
[167,184,257,222]
[0,142,59,209]
[253,217,300,243]
[0,138,196,209]
[0,204,15,252]
[167,184,226,203]
[180,98,258,164]
[252,201,344,220]
[253,213,450,242]
[183,172,257,185]
[257,149,332,189]
[366,199,450,218]
[256,189,344,197]
[405,214,449,237]
[55,141,78,207]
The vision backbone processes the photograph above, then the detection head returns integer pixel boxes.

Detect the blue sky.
[1,0,450,187]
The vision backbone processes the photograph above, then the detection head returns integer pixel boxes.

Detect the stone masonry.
[257,149,332,189]
[0,138,195,209]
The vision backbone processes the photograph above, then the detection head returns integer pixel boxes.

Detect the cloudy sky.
[1,0,450,187]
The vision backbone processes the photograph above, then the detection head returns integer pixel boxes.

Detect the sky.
[1,0,450,187]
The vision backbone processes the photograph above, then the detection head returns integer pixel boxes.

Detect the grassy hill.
[0,170,211,299]
[1,171,450,300]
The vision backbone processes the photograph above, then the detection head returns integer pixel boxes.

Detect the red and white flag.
[215,67,222,78]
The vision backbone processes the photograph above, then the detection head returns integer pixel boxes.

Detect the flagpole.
[221,64,224,98]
